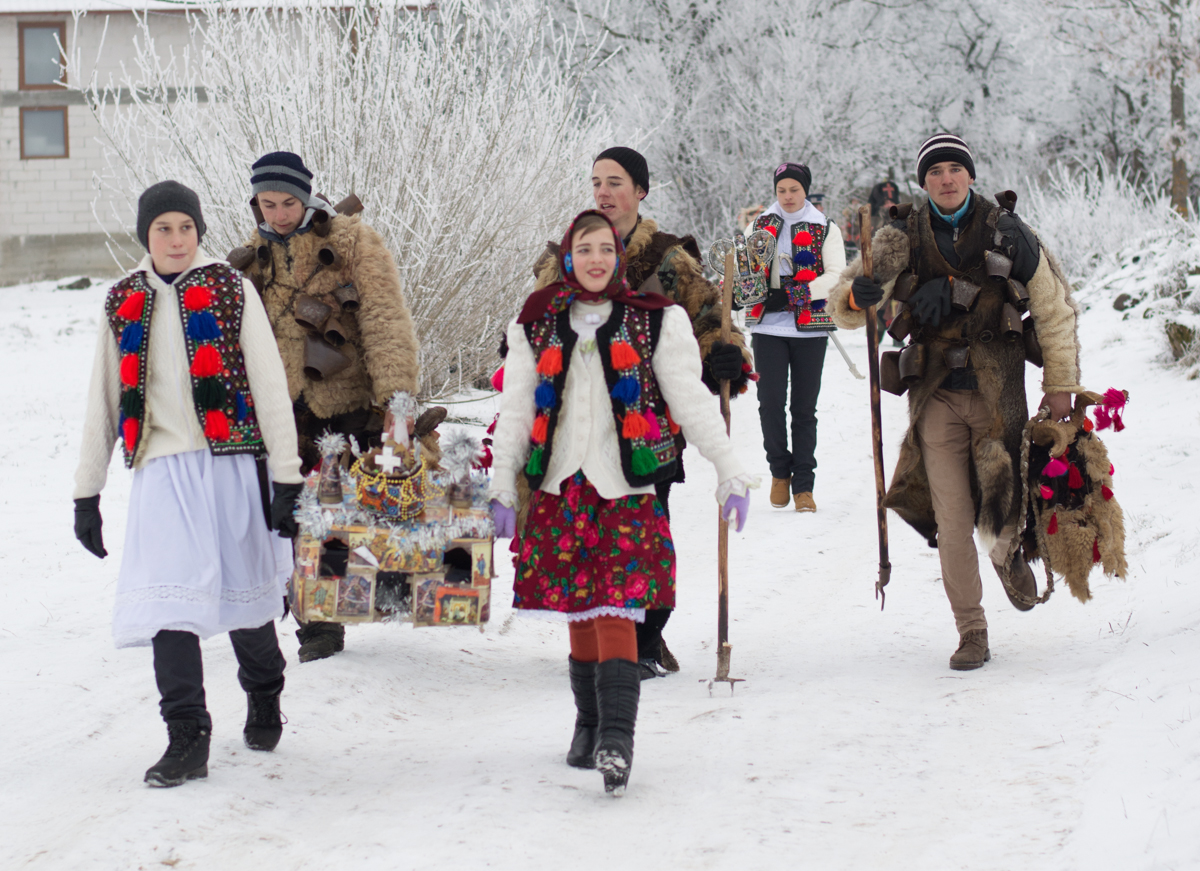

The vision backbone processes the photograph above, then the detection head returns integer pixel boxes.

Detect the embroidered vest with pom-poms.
[751,214,834,332]
[105,264,265,467]
[523,304,680,489]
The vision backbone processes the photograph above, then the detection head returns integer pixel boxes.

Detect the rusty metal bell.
[323,314,348,347]
[880,350,907,396]
[887,307,914,342]
[332,283,360,313]
[892,272,918,303]
[1001,303,1024,340]
[951,277,982,311]
[985,250,1013,279]
[294,295,332,333]
[899,343,927,383]
[303,333,351,381]
[1006,278,1030,312]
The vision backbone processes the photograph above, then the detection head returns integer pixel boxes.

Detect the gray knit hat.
[136,180,206,250]
[250,151,314,202]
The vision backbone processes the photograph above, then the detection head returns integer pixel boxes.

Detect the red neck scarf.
[517,210,676,324]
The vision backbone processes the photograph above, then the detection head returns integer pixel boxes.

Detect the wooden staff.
[713,248,741,687]
[858,207,892,608]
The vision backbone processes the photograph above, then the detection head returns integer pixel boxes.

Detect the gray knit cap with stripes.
[917,134,975,186]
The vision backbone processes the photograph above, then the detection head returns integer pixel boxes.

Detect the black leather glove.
[271,482,305,538]
[74,495,107,559]
[908,277,953,327]
[705,341,745,382]
[850,275,885,309]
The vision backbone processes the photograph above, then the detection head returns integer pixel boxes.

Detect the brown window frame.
[19,106,70,160]
[18,21,67,91]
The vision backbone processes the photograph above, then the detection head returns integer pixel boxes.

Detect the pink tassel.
[1103,387,1126,410]
[1094,407,1112,430]
[1043,456,1069,477]
[1047,513,1058,535]
[645,409,662,440]
[1039,484,1054,500]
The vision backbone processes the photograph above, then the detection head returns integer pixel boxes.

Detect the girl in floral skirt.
[489,210,755,795]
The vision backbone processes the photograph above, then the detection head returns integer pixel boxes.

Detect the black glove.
[705,341,745,382]
[74,495,107,559]
[271,482,305,538]
[851,276,884,309]
[908,277,953,327]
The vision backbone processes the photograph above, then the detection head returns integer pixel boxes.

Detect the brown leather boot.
[949,629,990,671]
[793,492,816,513]
[994,552,1037,612]
[770,477,791,508]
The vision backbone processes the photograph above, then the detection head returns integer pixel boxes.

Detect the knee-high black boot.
[593,658,641,795]
[567,657,598,769]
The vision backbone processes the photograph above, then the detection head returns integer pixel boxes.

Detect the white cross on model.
[375,444,405,474]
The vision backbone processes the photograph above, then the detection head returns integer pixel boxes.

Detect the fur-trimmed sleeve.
[828,224,910,330]
[349,222,421,401]
[1028,246,1084,394]
[660,245,754,397]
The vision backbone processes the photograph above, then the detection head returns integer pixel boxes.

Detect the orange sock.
[568,618,599,663]
[594,615,638,663]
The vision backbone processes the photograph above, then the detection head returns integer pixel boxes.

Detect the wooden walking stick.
[858,206,892,608]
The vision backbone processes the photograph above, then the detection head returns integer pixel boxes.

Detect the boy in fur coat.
[530,147,754,678]
[829,134,1084,671]
[231,151,420,662]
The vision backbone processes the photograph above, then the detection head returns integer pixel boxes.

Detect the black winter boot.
[296,621,345,663]
[244,688,284,751]
[144,719,210,787]
[567,658,598,769]
[593,658,642,796]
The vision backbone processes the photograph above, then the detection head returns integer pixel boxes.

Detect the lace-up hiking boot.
[593,658,641,796]
[949,629,991,671]
[244,690,284,751]
[145,720,210,787]
[770,477,791,508]
[794,492,817,513]
[567,658,598,769]
[996,552,1037,612]
[296,621,345,663]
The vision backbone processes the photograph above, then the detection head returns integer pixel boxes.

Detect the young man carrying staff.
[829,133,1083,671]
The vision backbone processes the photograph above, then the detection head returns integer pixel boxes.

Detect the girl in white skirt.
[73,181,306,787]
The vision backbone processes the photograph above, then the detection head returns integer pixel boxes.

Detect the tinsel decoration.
[388,391,419,423]
[441,428,484,480]
[316,431,349,460]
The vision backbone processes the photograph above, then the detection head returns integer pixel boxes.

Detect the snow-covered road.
[1,278,1195,870]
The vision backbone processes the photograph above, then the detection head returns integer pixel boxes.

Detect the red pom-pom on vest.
[622,411,650,439]
[750,303,765,320]
[610,341,642,370]
[122,417,139,448]
[116,291,146,321]
[120,353,140,387]
[204,409,230,440]
[536,346,563,377]
[190,345,223,378]
[183,285,212,311]
[531,414,549,445]
[793,230,813,247]
[1101,485,1113,501]
[763,225,778,237]
[1067,463,1083,490]
[796,268,818,283]
[798,309,813,325]
[1047,513,1058,535]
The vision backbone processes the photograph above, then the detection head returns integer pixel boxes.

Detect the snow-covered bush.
[67,0,610,398]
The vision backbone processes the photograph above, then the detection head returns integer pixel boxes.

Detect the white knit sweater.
[73,251,303,499]
[489,300,746,503]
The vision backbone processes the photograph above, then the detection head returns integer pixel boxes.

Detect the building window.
[20,107,69,159]
[19,22,67,90]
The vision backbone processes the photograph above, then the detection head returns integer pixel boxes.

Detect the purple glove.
[720,492,751,533]
[491,500,516,538]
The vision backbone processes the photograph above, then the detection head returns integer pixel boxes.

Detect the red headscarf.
[517,210,676,324]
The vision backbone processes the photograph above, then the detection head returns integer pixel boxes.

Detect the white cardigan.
[489,299,746,503]
[73,250,303,499]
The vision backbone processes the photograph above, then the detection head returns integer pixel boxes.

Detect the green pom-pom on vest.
[631,447,659,477]
[120,388,143,420]
[193,377,228,410]
[525,446,544,476]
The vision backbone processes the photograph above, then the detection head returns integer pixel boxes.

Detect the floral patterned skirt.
[511,472,675,620]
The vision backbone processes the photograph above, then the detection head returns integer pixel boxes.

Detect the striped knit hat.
[917,134,975,186]
[250,151,313,201]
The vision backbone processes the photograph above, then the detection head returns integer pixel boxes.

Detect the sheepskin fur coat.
[534,217,753,396]
[828,197,1084,564]
[238,215,420,420]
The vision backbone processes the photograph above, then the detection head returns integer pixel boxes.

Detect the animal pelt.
[827,224,910,330]
[238,215,420,419]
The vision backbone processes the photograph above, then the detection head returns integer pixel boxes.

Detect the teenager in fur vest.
[529,147,755,678]
[745,162,846,514]
[232,151,420,663]
[72,181,305,786]
[829,134,1084,671]
[489,210,755,795]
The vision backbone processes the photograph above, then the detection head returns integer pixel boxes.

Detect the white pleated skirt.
[112,450,292,649]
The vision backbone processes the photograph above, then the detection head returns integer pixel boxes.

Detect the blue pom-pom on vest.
[119,322,144,352]
[794,250,817,267]
[186,311,223,341]
[535,381,557,410]
[235,391,248,422]
[611,375,641,404]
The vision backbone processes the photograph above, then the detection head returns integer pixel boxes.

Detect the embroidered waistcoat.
[751,214,834,331]
[523,303,679,489]
[105,263,265,467]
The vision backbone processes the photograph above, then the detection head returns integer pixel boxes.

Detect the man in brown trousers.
[829,133,1084,670]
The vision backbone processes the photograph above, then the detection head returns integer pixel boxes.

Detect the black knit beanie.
[251,151,314,202]
[136,181,206,250]
[917,133,976,186]
[594,147,650,197]
[773,162,812,196]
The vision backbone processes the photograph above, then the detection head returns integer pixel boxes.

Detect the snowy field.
[1,272,1197,871]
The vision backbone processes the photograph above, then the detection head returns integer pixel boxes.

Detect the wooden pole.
[714,248,739,684]
[858,207,892,607]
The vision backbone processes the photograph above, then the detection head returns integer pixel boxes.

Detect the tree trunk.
[1168,0,1189,217]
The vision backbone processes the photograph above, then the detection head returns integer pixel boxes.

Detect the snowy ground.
[1,273,1197,871]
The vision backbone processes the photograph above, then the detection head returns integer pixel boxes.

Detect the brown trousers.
[916,390,1015,633]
